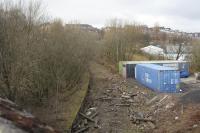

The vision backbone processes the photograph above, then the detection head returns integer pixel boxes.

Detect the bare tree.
[0,0,97,104]
[191,41,200,71]
[165,34,191,60]
[103,19,145,64]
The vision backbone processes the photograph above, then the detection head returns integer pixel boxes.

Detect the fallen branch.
[96,96,112,101]
[90,112,98,119]
[79,112,95,122]
[129,93,138,97]
[116,104,130,107]
[94,119,99,128]
[74,126,89,133]
[131,117,155,123]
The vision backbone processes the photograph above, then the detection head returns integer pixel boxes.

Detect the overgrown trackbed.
[72,62,158,133]
[72,62,200,133]
[86,62,135,133]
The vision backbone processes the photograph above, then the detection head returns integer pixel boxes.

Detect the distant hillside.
[65,24,100,33]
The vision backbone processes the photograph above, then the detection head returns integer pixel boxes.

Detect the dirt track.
[86,62,135,133]
[72,62,157,133]
[72,62,200,133]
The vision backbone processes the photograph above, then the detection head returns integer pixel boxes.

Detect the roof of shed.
[120,60,189,65]
[141,45,164,52]
[137,64,178,71]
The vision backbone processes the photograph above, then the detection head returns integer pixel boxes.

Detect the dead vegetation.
[0,0,98,131]
[191,41,200,72]
[102,19,148,65]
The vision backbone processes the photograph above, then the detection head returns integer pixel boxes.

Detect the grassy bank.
[31,72,90,132]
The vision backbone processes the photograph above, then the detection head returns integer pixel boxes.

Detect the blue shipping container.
[157,63,190,78]
[135,64,180,93]
[179,63,190,78]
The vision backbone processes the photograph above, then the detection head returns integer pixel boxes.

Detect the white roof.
[141,45,164,55]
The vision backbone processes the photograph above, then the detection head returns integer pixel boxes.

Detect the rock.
[195,72,200,80]
[86,107,97,116]
[88,107,97,112]
[147,121,156,129]
[193,124,198,128]
[121,95,131,99]
[175,116,179,120]
[86,111,92,116]
[106,89,112,93]
[165,102,175,109]
[0,98,59,133]
[140,126,144,130]
[127,99,134,103]
[134,86,139,89]
[135,112,144,118]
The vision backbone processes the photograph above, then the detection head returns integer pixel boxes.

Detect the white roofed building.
[140,45,164,56]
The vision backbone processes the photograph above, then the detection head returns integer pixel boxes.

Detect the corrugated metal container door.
[179,63,189,78]
[121,64,136,79]
[157,62,189,78]
[126,64,136,78]
[159,70,180,93]
[135,64,180,93]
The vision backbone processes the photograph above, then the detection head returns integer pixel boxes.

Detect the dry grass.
[154,104,200,133]
[31,72,90,132]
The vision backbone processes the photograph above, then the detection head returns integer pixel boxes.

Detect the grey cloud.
[41,0,200,32]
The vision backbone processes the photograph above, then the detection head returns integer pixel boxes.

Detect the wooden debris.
[146,96,158,105]
[101,97,113,101]
[94,119,99,128]
[84,119,88,125]
[121,95,131,99]
[74,126,89,133]
[103,92,110,96]
[90,112,98,118]
[129,93,138,97]
[181,104,184,114]
[116,104,130,107]
[131,117,155,123]
[79,112,95,122]
[157,95,169,106]
[96,96,112,101]
[126,99,134,103]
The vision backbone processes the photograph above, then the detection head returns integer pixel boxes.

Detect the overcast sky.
[41,0,200,32]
